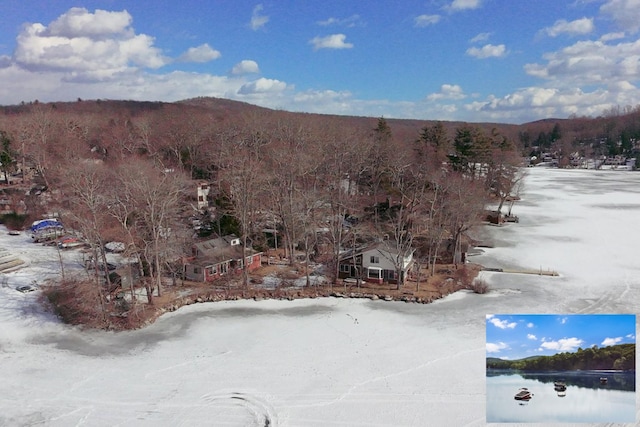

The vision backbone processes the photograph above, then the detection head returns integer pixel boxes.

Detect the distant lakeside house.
[338,242,414,285]
[183,235,262,282]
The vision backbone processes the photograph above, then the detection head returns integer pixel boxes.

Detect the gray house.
[338,242,414,284]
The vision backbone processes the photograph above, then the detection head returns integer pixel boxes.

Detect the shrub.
[41,279,108,327]
[0,212,28,229]
[467,279,489,294]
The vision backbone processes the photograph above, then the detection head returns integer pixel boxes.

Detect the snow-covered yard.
[0,167,638,426]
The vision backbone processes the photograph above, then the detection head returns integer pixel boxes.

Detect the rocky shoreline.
[128,269,481,331]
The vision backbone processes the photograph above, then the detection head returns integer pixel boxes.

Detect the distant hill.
[487,344,635,371]
[3,97,640,161]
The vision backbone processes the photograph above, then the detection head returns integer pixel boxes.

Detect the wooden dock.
[482,267,559,277]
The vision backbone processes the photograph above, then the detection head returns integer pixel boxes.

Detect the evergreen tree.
[0,130,16,184]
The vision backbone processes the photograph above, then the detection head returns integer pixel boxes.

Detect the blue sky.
[486,314,636,360]
[1,1,640,123]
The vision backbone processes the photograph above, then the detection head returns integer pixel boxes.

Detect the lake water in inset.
[486,370,636,423]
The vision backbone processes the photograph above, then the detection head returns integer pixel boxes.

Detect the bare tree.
[374,144,431,288]
[442,173,486,267]
[316,124,368,284]
[363,117,396,229]
[115,159,189,302]
[218,119,269,287]
[263,117,314,263]
[58,161,112,323]
[17,104,59,187]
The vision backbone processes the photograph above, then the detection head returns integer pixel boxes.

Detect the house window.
[370,256,379,264]
[220,263,228,274]
[367,268,381,279]
[193,267,201,275]
[340,264,350,273]
[207,266,217,275]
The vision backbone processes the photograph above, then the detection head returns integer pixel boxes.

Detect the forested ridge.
[487,343,635,371]
[0,97,525,290]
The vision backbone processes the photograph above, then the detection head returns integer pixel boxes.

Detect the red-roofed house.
[183,235,262,282]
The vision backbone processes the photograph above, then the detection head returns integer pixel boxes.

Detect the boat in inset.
[514,388,532,400]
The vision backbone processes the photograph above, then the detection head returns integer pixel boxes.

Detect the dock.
[482,267,559,277]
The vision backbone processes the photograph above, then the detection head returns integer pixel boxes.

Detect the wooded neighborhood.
[0,98,639,328]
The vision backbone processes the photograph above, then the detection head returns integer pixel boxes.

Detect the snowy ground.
[0,167,638,427]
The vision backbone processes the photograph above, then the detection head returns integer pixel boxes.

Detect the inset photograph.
[486,314,636,423]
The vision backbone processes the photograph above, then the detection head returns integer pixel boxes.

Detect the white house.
[338,242,414,284]
[196,182,211,210]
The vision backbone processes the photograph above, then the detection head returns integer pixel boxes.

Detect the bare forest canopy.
[486,343,635,371]
[0,97,639,314]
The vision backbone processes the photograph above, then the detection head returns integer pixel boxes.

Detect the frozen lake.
[0,167,639,426]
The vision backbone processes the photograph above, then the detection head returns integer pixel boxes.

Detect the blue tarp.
[30,219,63,232]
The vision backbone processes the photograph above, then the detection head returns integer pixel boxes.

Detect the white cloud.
[527,322,534,328]
[310,34,354,50]
[486,314,494,319]
[0,65,236,104]
[600,0,640,33]
[601,336,623,346]
[540,337,584,352]
[12,7,166,81]
[468,84,640,123]
[7,6,640,125]
[177,44,221,63]
[238,77,287,95]
[466,44,507,59]
[486,342,508,353]
[542,17,595,37]
[522,37,640,96]
[231,60,260,75]
[0,55,11,69]
[470,32,491,43]
[527,334,537,340]
[45,7,133,39]
[488,317,517,329]
[626,333,635,339]
[600,32,626,42]
[415,15,441,27]
[317,15,362,27]
[427,84,466,101]
[250,4,269,31]
[447,0,482,12]
[560,317,568,324]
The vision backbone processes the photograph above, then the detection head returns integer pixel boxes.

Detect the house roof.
[193,235,239,256]
[190,248,250,267]
[339,241,414,262]
[190,235,261,267]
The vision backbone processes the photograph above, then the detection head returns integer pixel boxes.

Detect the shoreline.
[90,263,485,331]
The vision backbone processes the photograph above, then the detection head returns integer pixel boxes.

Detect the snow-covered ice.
[0,167,638,426]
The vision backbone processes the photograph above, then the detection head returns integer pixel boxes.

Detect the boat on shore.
[600,377,608,384]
